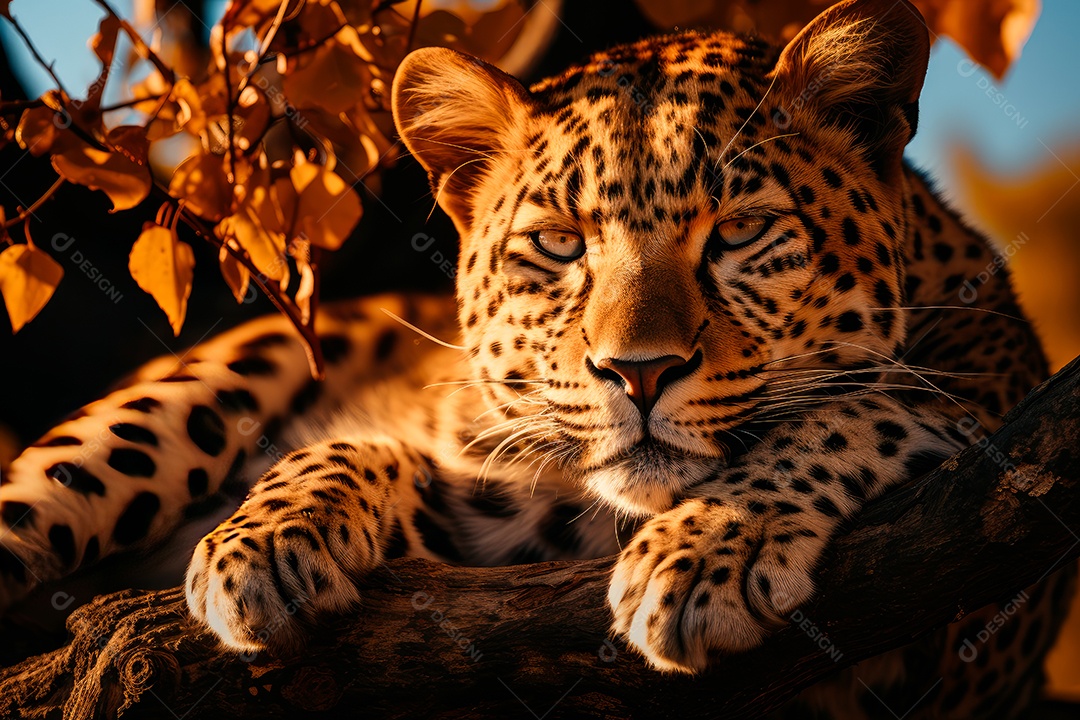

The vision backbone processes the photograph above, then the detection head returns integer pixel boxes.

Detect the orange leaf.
[914,0,1040,79]
[283,27,371,114]
[86,15,121,110]
[294,259,315,325]
[0,244,64,332]
[106,125,150,166]
[15,103,73,156]
[129,223,195,335]
[170,152,233,222]
[52,140,151,212]
[214,186,288,281]
[290,163,361,251]
[218,245,250,304]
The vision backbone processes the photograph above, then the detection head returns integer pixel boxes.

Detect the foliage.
[0,0,531,375]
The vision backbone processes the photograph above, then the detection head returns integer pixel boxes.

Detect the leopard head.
[392,0,930,515]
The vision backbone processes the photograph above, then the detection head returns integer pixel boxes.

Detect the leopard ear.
[771,0,930,179]
[392,47,531,230]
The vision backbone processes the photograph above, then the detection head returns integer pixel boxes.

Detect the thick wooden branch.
[2,356,1079,719]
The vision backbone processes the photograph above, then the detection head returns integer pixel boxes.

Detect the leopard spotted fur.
[0,0,1072,716]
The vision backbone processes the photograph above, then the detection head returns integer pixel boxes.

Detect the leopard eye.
[711,216,771,249]
[531,229,585,261]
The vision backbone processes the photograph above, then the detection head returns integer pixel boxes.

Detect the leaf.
[282,27,372,114]
[294,259,315,325]
[914,0,1040,79]
[129,223,195,336]
[52,137,152,212]
[290,163,361,251]
[0,243,64,333]
[214,186,288,281]
[219,245,250,304]
[203,85,271,155]
[169,152,233,222]
[86,15,121,110]
[106,125,150,166]
[15,95,77,156]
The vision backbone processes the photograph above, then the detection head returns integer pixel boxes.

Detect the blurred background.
[0,0,1077,700]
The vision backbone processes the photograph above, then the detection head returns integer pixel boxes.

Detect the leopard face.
[393,1,927,515]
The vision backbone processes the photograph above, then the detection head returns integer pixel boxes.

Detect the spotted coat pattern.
[0,0,1071,716]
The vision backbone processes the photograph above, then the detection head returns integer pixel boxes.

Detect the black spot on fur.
[290,379,322,415]
[49,524,76,567]
[227,356,277,376]
[823,433,848,452]
[48,462,106,496]
[320,334,352,364]
[813,496,841,517]
[466,489,518,518]
[187,468,209,497]
[107,448,156,477]
[121,397,161,413]
[241,332,290,351]
[413,510,463,562]
[837,311,863,332]
[1,501,34,529]
[543,505,583,554]
[841,218,860,245]
[109,423,159,446]
[375,330,398,361]
[217,389,260,414]
[113,492,161,545]
[187,405,227,457]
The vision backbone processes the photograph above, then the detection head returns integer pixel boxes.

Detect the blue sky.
[2,0,1077,189]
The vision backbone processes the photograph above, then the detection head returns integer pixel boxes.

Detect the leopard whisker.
[379,308,465,350]
[869,305,1028,323]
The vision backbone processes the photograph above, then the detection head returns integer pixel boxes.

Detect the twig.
[222,18,237,185]
[0,98,45,114]
[407,0,423,53]
[0,13,69,96]
[100,94,165,113]
[235,0,293,97]
[89,0,177,85]
[1,177,65,230]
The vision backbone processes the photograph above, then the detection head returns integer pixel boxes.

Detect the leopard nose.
[592,351,702,418]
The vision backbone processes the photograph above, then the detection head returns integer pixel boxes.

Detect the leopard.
[0,0,1073,716]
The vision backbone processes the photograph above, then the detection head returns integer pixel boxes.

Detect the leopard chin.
[581,439,722,516]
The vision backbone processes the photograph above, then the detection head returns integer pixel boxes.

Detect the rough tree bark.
[1,356,1079,720]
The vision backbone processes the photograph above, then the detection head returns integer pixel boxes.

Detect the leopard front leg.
[185,436,425,654]
[609,397,966,673]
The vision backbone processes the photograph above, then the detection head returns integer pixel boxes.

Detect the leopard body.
[0,0,1072,715]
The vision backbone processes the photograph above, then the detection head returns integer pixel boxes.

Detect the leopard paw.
[185,509,363,655]
[608,498,827,673]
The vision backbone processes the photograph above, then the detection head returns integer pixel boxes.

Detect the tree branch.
[2,356,1079,719]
